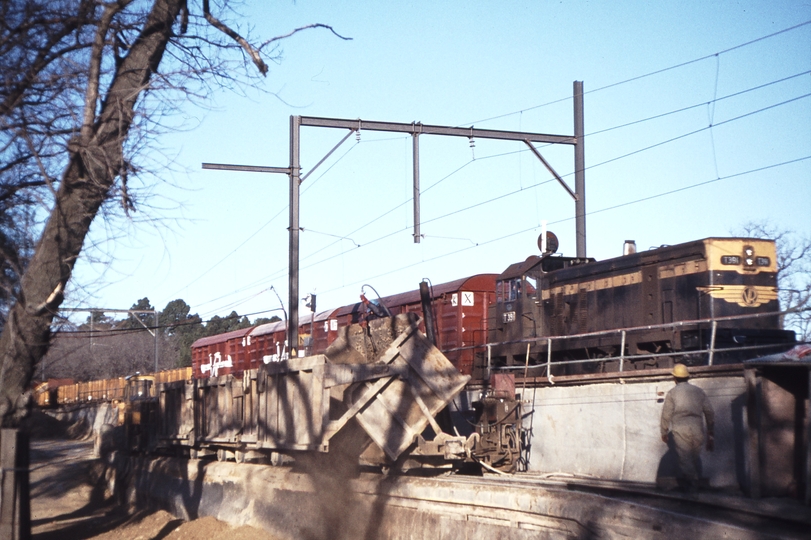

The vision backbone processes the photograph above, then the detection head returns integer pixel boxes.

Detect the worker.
[660,363,715,492]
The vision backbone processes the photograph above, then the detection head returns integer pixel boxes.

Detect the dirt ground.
[29,434,280,540]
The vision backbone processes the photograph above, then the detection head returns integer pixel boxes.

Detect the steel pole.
[413,132,420,243]
[154,309,159,373]
[574,81,586,258]
[289,115,301,357]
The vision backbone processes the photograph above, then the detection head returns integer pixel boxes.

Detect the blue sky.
[68,1,811,323]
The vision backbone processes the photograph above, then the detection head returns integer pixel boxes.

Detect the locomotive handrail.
[442,308,801,376]
[493,341,796,372]
[446,308,798,355]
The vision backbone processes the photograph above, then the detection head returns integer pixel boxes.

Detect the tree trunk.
[0,0,185,427]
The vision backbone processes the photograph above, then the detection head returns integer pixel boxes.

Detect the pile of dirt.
[87,511,280,540]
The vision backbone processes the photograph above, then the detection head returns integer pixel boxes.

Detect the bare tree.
[0,0,349,426]
[737,221,811,342]
[40,323,166,381]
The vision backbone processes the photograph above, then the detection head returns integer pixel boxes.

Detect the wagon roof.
[333,274,498,317]
[249,310,336,338]
[191,326,254,348]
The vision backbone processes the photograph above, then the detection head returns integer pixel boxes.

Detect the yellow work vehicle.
[118,373,157,452]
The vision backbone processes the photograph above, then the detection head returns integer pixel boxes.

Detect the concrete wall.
[128,456,775,540]
[522,375,748,489]
[46,402,119,439]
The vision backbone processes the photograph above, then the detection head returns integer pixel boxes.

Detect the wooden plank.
[806,368,811,506]
[260,369,279,447]
[261,355,327,376]
[257,441,328,452]
[241,372,256,442]
[291,370,315,445]
[745,368,761,499]
[0,429,30,540]
[324,376,394,440]
[256,369,267,444]
[355,378,419,459]
[323,363,404,388]
[185,379,196,444]
[397,333,470,404]
[403,372,443,435]
[310,364,326,441]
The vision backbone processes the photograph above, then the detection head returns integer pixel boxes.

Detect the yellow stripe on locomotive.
[697,285,779,308]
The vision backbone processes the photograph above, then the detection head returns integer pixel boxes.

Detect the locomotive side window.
[525,275,538,299]
[497,279,521,303]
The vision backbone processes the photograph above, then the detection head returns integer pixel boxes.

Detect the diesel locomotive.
[486,236,794,374]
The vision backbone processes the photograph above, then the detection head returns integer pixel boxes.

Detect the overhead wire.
[299,89,811,264]
[297,86,811,294]
[309,73,811,254]
[463,19,811,126]
[165,205,287,300]
[314,155,811,296]
[174,22,811,315]
[184,82,810,314]
[585,69,811,138]
[167,129,360,307]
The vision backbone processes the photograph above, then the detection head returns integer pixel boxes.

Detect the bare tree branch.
[82,1,135,141]
[0,182,46,203]
[260,23,353,48]
[202,0,268,75]
[0,0,351,427]
[736,221,811,341]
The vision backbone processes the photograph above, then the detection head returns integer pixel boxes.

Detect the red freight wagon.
[191,274,498,378]
[191,327,254,379]
[245,312,330,365]
[332,275,497,374]
[305,309,340,357]
[386,275,497,374]
[246,319,287,367]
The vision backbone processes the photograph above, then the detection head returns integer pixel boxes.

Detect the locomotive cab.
[491,254,594,366]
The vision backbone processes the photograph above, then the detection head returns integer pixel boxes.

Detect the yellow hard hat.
[672,363,690,378]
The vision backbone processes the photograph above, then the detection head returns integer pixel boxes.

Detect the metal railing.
[439,308,804,378]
